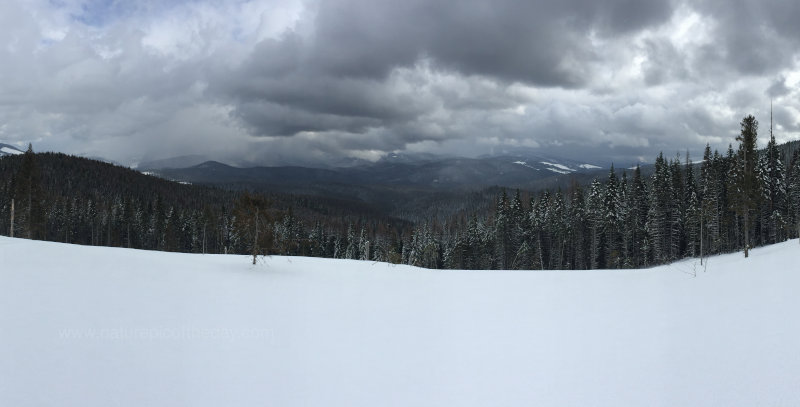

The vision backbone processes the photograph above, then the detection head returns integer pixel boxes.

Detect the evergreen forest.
[2,115,800,270]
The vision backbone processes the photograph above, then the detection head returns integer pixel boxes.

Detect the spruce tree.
[548,189,567,269]
[529,196,546,270]
[618,171,631,267]
[13,144,45,239]
[669,155,684,259]
[647,153,671,263]
[567,184,588,269]
[733,115,760,257]
[509,189,525,268]
[587,179,604,269]
[760,121,787,244]
[493,190,511,269]
[684,152,700,257]
[722,145,738,252]
[627,165,649,267]
[788,150,800,243]
[603,165,621,268]
[699,144,718,257]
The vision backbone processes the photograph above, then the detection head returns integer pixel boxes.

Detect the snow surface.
[512,160,540,171]
[540,161,575,172]
[0,147,23,155]
[578,163,601,169]
[546,168,570,174]
[2,236,800,406]
[540,161,577,174]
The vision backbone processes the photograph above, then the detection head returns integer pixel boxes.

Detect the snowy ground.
[1,236,799,406]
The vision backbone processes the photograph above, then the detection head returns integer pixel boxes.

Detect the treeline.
[230,119,800,269]
[430,116,800,269]
[2,115,799,270]
[1,149,235,252]
[0,150,409,257]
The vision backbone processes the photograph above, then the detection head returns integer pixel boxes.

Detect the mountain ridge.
[0,143,24,157]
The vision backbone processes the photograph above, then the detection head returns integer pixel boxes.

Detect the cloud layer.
[1,0,800,167]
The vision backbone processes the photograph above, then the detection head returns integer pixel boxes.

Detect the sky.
[1,0,800,167]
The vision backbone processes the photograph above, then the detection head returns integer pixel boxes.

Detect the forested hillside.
[2,118,800,269]
[433,125,800,270]
[0,149,411,258]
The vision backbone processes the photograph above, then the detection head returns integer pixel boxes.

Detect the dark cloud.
[693,0,800,77]
[766,76,790,98]
[4,0,800,168]
[266,0,676,85]
[642,38,689,86]
[728,88,762,110]
[773,105,800,133]
[233,100,384,136]
[215,0,678,146]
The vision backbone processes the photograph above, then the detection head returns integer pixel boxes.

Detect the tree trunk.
[252,208,259,265]
[9,199,14,238]
[27,180,32,239]
[744,211,749,258]
[700,213,704,266]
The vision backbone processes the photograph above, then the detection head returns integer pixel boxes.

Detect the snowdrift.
[1,236,799,406]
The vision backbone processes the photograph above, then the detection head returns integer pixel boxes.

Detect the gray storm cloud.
[1,0,800,167]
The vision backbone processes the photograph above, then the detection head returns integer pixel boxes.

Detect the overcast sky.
[1,0,799,167]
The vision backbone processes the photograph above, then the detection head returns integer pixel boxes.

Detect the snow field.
[1,236,799,406]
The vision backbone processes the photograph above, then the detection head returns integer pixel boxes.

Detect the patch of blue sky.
[66,0,205,27]
[85,0,151,26]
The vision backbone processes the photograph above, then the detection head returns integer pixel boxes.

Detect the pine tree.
[358,226,370,261]
[603,165,622,268]
[722,145,739,252]
[13,144,45,239]
[509,189,525,268]
[647,153,671,263]
[733,115,760,257]
[699,144,718,258]
[528,196,545,270]
[547,189,567,269]
[618,171,631,267]
[465,215,480,269]
[669,155,684,259]
[494,190,510,269]
[587,179,604,269]
[567,183,589,269]
[344,223,358,259]
[760,117,787,244]
[407,223,439,269]
[627,165,649,267]
[684,152,700,257]
[788,150,800,242]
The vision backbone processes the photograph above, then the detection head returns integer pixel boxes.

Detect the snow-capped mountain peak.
[0,143,24,157]
[539,161,575,174]
[509,157,604,175]
[578,163,601,169]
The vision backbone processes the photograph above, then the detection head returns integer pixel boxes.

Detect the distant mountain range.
[143,152,609,191]
[138,152,612,221]
[135,154,212,171]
